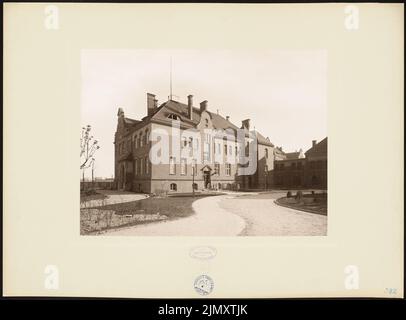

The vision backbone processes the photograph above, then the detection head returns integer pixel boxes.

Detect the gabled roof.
[253,131,274,147]
[285,152,300,160]
[305,137,327,158]
[152,100,201,126]
[119,98,276,147]
[123,118,140,125]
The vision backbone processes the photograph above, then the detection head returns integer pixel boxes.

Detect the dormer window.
[168,114,180,120]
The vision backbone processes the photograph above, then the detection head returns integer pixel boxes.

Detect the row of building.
[114,93,327,193]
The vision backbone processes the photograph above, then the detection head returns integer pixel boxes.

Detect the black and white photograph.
[80,50,328,236]
[3,3,403,302]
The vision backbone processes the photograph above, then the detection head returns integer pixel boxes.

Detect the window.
[181,158,187,175]
[145,157,149,174]
[195,138,199,150]
[205,119,209,128]
[217,143,221,154]
[264,165,268,173]
[235,146,238,156]
[214,163,220,175]
[170,183,177,191]
[134,159,138,175]
[203,142,210,161]
[169,157,176,175]
[188,137,194,156]
[265,148,269,159]
[144,129,149,145]
[139,134,143,147]
[134,135,138,149]
[229,145,232,156]
[224,144,228,155]
[168,114,179,120]
[192,183,198,190]
[182,137,187,148]
[225,163,231,176]
[140,158,144,175]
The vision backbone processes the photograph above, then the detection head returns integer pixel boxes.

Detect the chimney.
[312,140,317,147]
[147,93,156,116]
[226,116,230,121]
[241,119,251,130]
[117,107,124,117]
[200,100,208,112]
[187,95,193,120]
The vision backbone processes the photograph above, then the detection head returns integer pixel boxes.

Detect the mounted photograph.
[80,49,328,236]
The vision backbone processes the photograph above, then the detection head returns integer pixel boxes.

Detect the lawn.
[80,190,108,203]
[276,193,327,215]
[80,194,220,235]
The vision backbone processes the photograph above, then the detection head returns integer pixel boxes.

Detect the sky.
[81,49,327,179]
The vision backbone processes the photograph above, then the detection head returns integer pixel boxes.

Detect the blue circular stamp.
[194,275,214,295]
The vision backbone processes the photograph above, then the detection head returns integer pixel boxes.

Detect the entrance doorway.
[203,171,211,189]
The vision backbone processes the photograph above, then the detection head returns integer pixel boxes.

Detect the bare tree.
[80,125,100,190]
[80,125,100,170]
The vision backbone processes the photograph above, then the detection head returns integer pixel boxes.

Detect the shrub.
[295,190,303,200]
[155,189,168,197]
[287,191,292,198]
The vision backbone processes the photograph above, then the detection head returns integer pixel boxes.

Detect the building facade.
[114,93,276,193]
[273,138,328,189]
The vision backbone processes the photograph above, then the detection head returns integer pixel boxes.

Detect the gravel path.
[104,195,246,236]
[219,192,327,236]
[96,191,326,236]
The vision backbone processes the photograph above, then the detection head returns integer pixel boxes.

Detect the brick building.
[273,138,327,189]
[114,93,276,193]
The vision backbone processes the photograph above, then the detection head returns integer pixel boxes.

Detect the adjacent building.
[273,138,328,189]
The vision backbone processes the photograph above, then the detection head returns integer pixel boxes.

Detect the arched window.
[144,129,149,145]
[145,156,149,174]
[169,157,176,175]
[170,183,177,191]
[140,158,144,175]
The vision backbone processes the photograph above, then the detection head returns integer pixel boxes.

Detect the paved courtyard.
[101,191,327,236]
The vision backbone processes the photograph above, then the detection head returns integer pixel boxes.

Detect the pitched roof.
[285,152,300,160]
[120,98,276,146]
[152,100,244,132]
[124,118,140,125]
[254,131,274,147]
[305,137,327,158]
